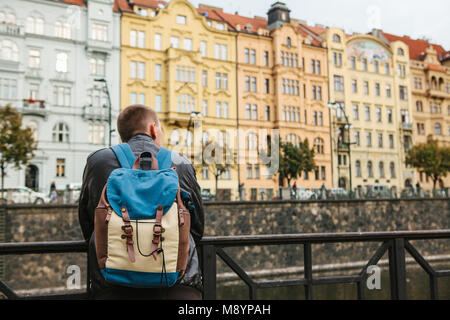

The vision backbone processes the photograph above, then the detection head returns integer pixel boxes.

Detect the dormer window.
[176,15,186,24]
[333,34,341,43]
[398,48,404,56]
[286,37,291,48]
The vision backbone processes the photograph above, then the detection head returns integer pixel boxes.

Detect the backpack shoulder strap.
[156,147,173,170]
[110,143,135,169]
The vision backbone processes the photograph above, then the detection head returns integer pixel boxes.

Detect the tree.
[193,140,236,200]
[405,140,450,193]
[0,105,37,201]
[278,139,316,187]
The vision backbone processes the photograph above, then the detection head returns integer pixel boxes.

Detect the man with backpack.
[78,104,204,299]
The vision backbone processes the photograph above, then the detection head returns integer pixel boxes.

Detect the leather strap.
[132,152,159,170]
[151,205,164,260]
[121,207,136,263]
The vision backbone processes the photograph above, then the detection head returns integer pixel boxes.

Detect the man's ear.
[149,122,157,140]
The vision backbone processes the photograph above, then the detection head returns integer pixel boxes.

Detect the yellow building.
[318,28,415,193]
[199,3,332,200]
[117,0,238,199]
[383,33,450,189]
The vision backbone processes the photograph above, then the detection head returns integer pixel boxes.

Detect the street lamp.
[328,102,356,193]
[94,78,113,147]
[186,111,202,147]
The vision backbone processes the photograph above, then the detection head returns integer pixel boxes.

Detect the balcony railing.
[82,105,109,121]
[0,229,449,300]
[20,99,48,117]
[0,23,21,36]
[401,122,413,131]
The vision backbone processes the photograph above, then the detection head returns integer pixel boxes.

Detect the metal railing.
[200,230,450,300]
[0,230,449,300]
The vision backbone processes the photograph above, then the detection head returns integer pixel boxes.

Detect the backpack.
[94,143,191,288]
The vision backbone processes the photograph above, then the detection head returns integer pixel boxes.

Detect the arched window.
[286,134,300,147]
[379,161,385,178]
[434,123,441,135]
[397,48,404,56]
[333,34,341,43]
[286,37,291,48]
[390,162,396,178]
[314,137,324,154]
[367,161,373,178]
[52,123,69,143]
[0,40,19,61]
[355,160,361,177]
[26,16,44,35]
[416,100,423,112]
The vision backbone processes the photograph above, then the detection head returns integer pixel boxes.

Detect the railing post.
[388,238,407,300]
[202,244,217,300]
[0,206,5,281]
[304,243,313,300]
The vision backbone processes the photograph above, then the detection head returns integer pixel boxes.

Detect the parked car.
[326,188,349,199]
[293,187,316,200]
[201,189,215,201]
[0,187,50,204]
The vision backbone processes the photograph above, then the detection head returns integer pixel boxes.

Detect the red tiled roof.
[197,8,268,32]
[60,0,86,7]
[383,32,446,61]
[425,64,447,72]
[115,0,167,13]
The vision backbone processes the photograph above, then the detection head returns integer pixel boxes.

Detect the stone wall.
[0,199,449,293]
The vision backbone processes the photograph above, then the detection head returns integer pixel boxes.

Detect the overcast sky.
[190,0,450,49]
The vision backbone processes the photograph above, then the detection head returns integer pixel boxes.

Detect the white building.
[0,0,121,194]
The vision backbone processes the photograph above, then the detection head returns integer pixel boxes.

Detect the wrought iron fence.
[0,230,449,300]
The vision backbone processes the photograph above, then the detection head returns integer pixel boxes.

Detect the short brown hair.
[117,105,158,142]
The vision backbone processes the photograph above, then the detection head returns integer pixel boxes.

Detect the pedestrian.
[49,181,56,197]
[50,189,58,203]
[293,181,297,197]
[78,105,204,300]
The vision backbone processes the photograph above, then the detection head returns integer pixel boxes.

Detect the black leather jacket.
[78,134,204,293]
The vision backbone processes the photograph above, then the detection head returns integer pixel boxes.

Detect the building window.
[286,37,291,48]
[265,106,270,121]
[378,133,383,148]
[417,123,425,135]
[0,78,17,100]
[130,92,137,105]
[202,70,207,87]
[251,77,257,92]
[385,63,390,75]
[333,34,341,43]
[88,123,105,144]
[130,61,136,79]
[264,78,270,94]
[314,138,324,154]
[202,100,208,116]
[334,75,344,91]
[176,15,186,24]
[177,94,195,113]
[54,86,71,106]
[54,21,71,39]
[138,62,145,80]
[390,162,396,178]
[215,44,227,60]
[155,64,162,81]
[355,160,361,177]
[386,84,391,97]
[202,166,209,180]
[200,41,207,57]
[354,131,360,146]
[362,58,368,71]
[379,162,385,178]
[376,107,382,122]
[365,106,371,121]
[170,36,179,49]
[29,49,40,69]
[366,132,372,147]
[55,52,68,73]
[264,51,269,66]
[89,57,105,76]
[56,159,66,177]
[353,104,359,120]
[177,66,195,83]
[375,83,380,96]
[364,81,369,95]
[155,95,162,112]
[399,86,408,100]
[183,38,192,51]
[91,23,108,41]
[154,33,162,50]
[26,16,44,35]
[416,101,423,112]
[352,79,357,93]
[434,123,441,135]
[389,134,394,149]
[0,40,19,61]
[387,109,393,123]
[397,48,404,56]
[367,161,373,177]
[350,56,356,69]
[52,123,69,143]
[374,60,379,73]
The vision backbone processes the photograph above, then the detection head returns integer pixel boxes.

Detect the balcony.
[83,105,109,121]
[427,89,448,99]
[400,122,413,131]
[20,99,48,118]
[0,23,22,36]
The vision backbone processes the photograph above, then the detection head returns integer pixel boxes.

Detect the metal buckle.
[121,225,133,232]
